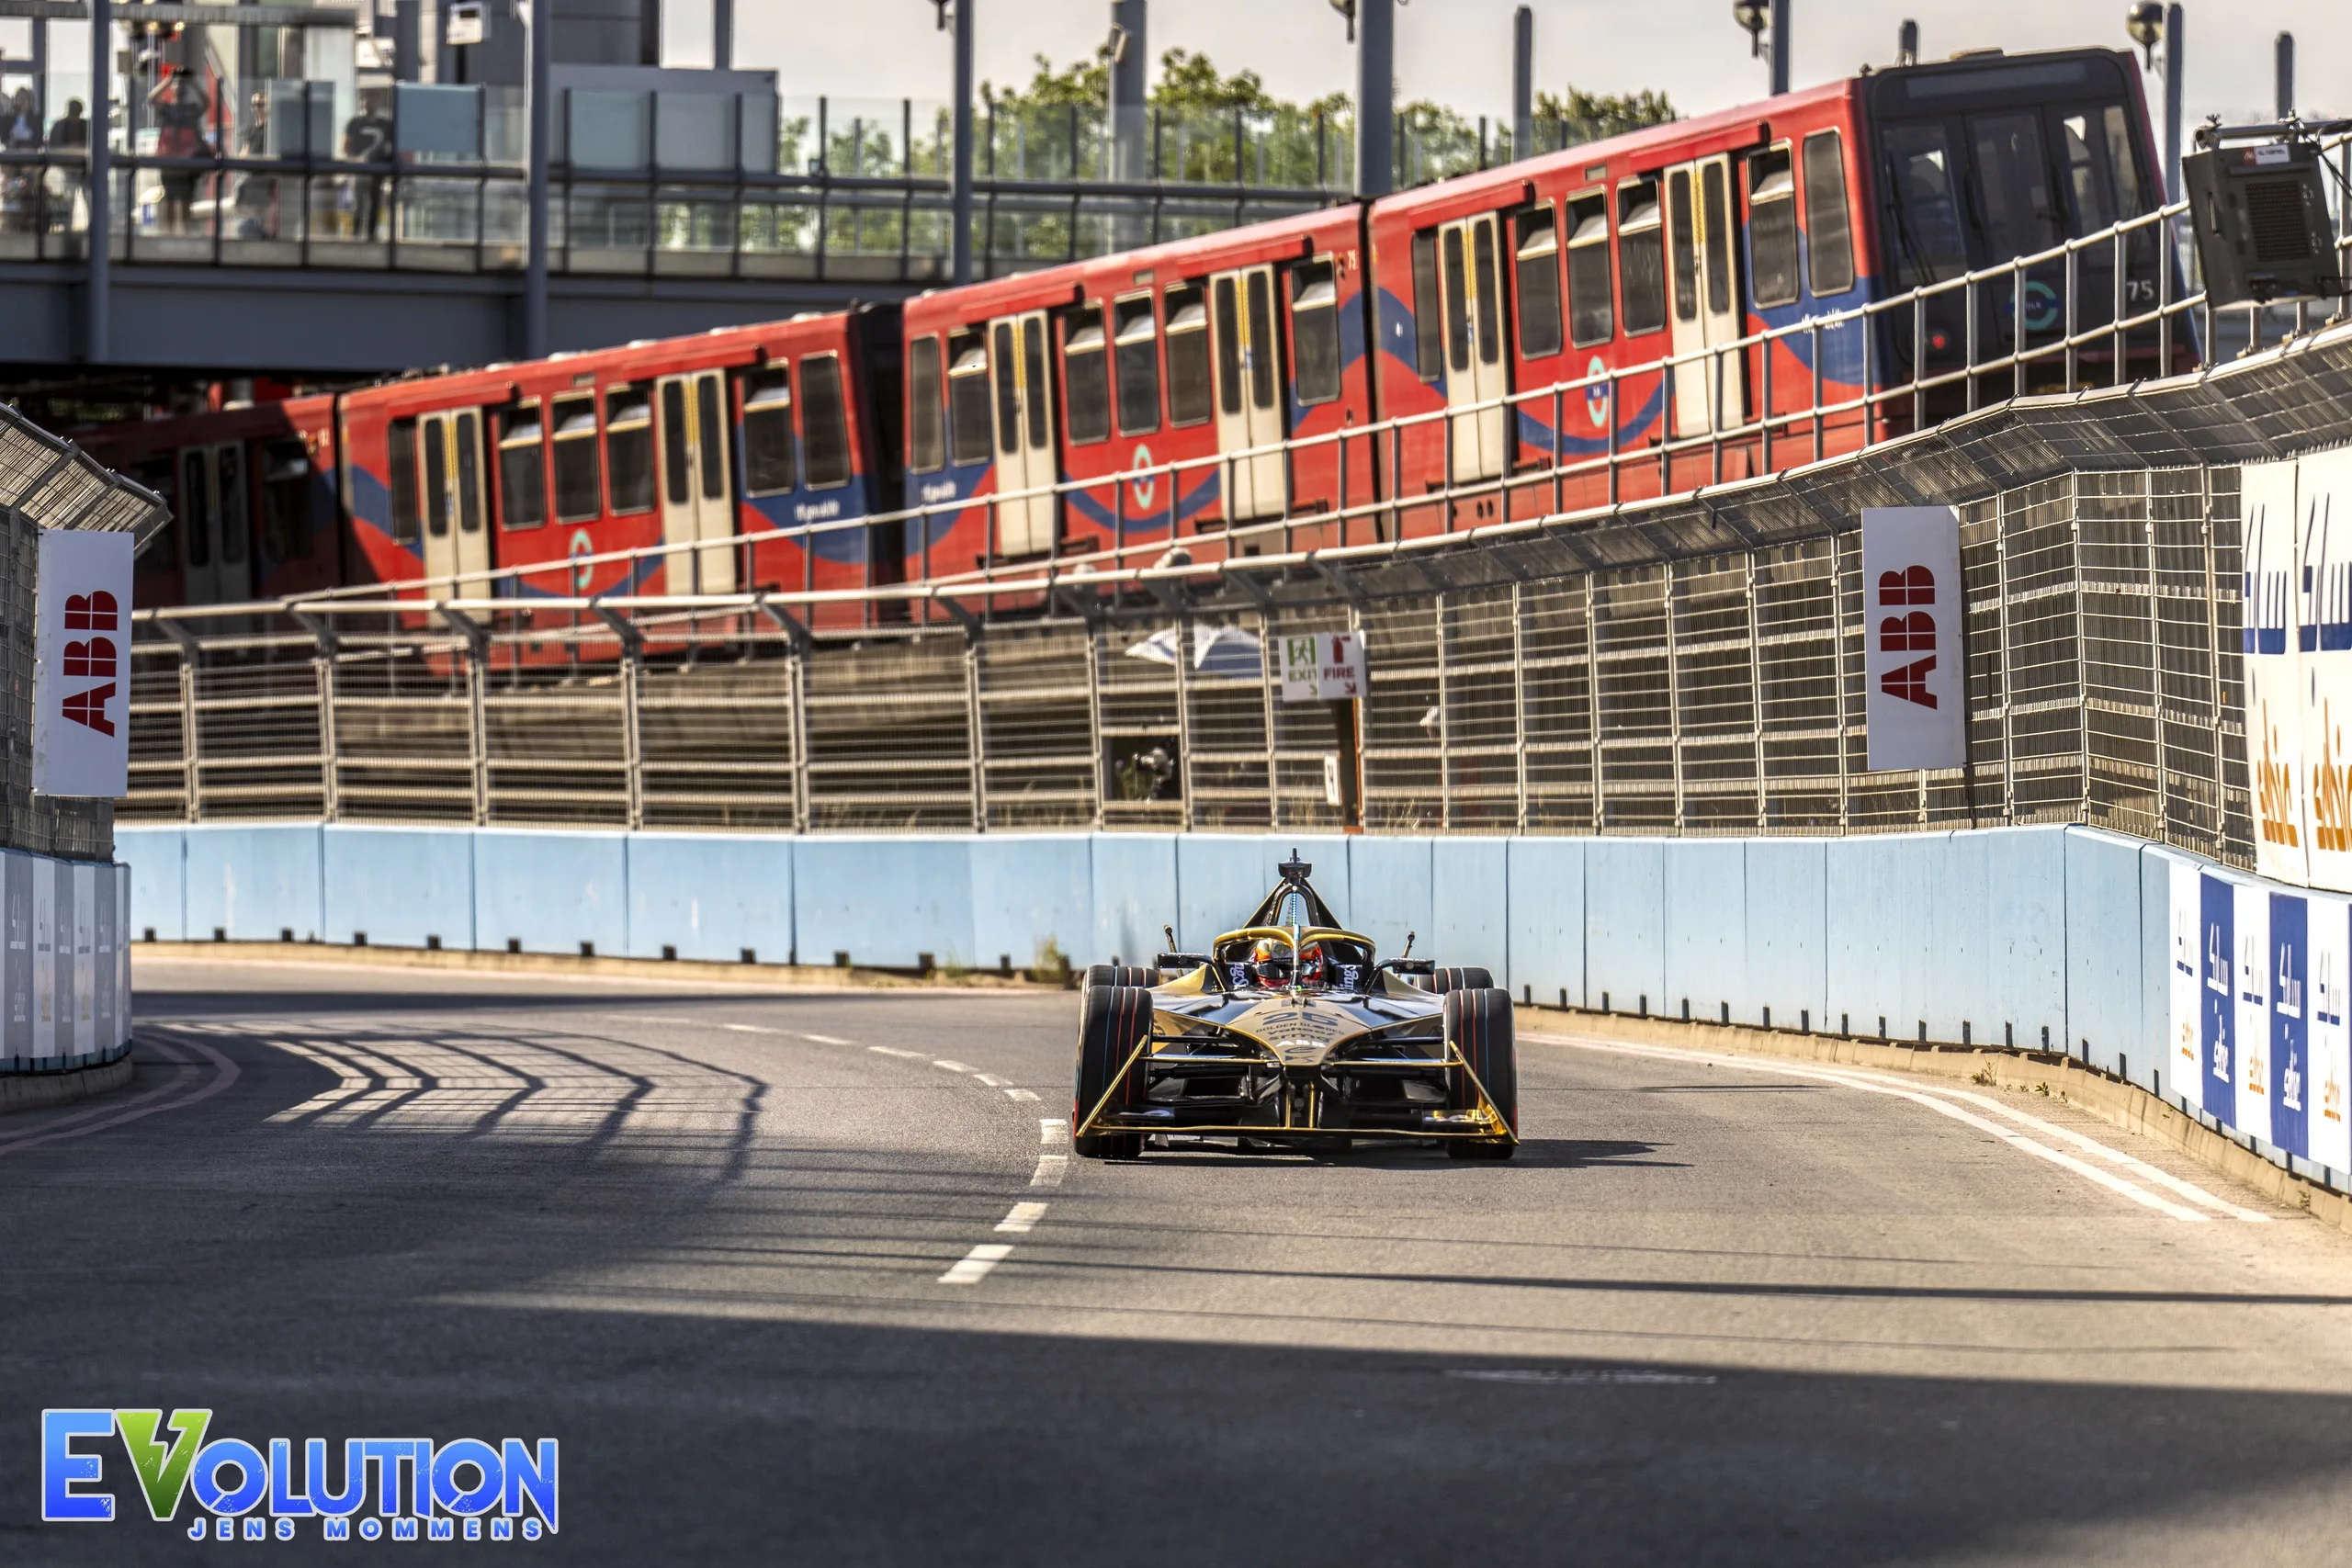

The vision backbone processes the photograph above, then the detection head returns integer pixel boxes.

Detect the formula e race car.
[1070,853,1518,1160]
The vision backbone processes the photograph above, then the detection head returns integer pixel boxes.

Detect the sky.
[683,0,2347,131]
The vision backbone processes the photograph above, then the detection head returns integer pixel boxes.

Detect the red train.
[88,46,2171,619]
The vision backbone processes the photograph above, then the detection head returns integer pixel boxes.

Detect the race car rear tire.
[1073,983,1151,1159]
[1083,963,1154,992]
[1443,987,1518,1161]
[1429,966,1494,994]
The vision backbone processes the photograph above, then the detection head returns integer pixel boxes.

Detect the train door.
[1662,155,1748,434]
[657,371,737,594]
[417,410,490,595]
[988,311,1056,557]
[1434,217,1507,483]
[1209,265,1286,519]
[175,444,252,604]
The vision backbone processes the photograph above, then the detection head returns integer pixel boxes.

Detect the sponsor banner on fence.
[2169,861,2352,1170]
[31,527,133,800]
[1860,506,1965,773]
[2245,458,2305,884]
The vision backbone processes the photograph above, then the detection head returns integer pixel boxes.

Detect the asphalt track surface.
[7,961,2352,1565]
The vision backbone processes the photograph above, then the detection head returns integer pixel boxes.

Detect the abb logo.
[59,590,118,738]
[1877,566,1939,710]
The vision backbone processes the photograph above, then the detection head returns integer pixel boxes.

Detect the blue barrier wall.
[325,826,475,951]
[105,819,2346,1195]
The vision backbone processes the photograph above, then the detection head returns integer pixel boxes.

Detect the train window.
[259,440,309,561]
[498,404,547,530]
[552,395,602,521]
[1411,230,1443,380]
[991,322,1021,456]
[1668,169,1698,322]
[1802,131,1854,296]
[695,380,727,501]
[1618,180,1666,335]
[947,331,992,465]
[1213,276,1244,416]
[741,367,797,496]
[803,354,853,489]
[1023,321,1051,451]
[1063,310,1111,446]
[1291,260,1341,405]
[1701,163,1732,316]
[2102,106,2144,217]
[1246,269,1279,408]
[2059,112,2118,231]
[217,446,247,562]
[1442,227,1471,373]
[605,385,655,513]
[1114,294,1160,435]
[1164,285,1212,428]
[134,458,176,569]
[1747,148,1799,310]
[1882,124,1968,287]
[181,449,213,566]
[454,412,482,535]
[388,418,422,546]
[1970,110,2060,261]
[1513,207,1562,358]
[424,427,449,539]
[907,335,944,472]
[1566,195,1613,346]
[662,381,692,505]
[1470,223,1500,368]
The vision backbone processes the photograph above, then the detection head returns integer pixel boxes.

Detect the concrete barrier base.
[1523,1005,2352,1242]
[0,1053,136,1117]
[135,941,1077,992]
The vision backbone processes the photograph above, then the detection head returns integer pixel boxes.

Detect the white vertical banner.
[118,864,133,1049]
[2244,459,2309,885]
[32,527,135,799]
[1,852,25,1061]
[2168,859,2204,1111]
[1860,506,1966,773]
[2311,896,2352,1172]
[2233,883,2274,1147]
[71,862,96,1055]
[2297,447,2352,892]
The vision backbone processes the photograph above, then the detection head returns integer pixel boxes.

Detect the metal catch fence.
[122,464,2251,867]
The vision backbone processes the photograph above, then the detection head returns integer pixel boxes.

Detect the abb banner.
[31,527,133,799]
[1860,506,1966,773]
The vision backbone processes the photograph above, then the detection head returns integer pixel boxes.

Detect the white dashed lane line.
[933,1059,976,1074]
[974,1073,1010,1088]
[720,1022,777,1035]
[1005,1089,1039,1103]
[996,1202,1048,1234]
[1039,1118,1069,1145]
[867,1045,926,1059]
[938,1244,1013,1285]
[1031,1156,1069,1189]
[802,1032,852,1046]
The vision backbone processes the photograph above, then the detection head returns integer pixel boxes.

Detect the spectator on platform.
[4,87,40,233]
[150,67,209,233]
[46,97,86,235]
[342,91,393,241]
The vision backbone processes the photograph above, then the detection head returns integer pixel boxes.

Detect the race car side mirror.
[1400,931,1416,958]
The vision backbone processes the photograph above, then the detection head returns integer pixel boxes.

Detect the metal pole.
[1770,0,1791,96]
[1109,0,1147,249]
[524,0,550,358]
[1510,6,1532,161]
[1897,18,1917,66]
[1355,0,1392,197]
[714,0,735,71]
[85,0,108,364]
[395,0,422,83]
[2163,3,2183,202]
[952,0,975,285]
[2275,31,2293,120]
[28,16,44,123]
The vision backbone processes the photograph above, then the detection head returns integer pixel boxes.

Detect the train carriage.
[85,397,344,611]
[1364,46,2172,535]
[898,207,1381,588]
[335,308,900,625]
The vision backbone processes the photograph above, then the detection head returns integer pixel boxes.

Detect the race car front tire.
[1429,965,1495,994]
[1443,987,1518,1161]
[1083,963,1155,992]
[1073,983,1151,1159]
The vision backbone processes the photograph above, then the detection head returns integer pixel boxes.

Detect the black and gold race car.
[1071,853,1518,1160]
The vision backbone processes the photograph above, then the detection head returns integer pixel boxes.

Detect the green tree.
[1532,85,1679,148]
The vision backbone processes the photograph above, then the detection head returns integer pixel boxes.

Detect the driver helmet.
[1295,942,1329,990]
[1249,937,1291,987]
